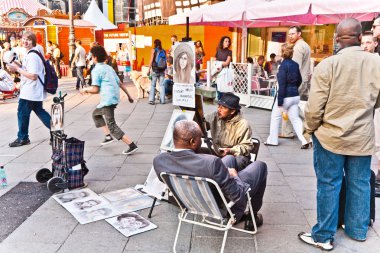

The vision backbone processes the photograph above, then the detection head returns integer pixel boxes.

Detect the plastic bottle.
[270,86,276,97]
[0,166,7,188]
[282,111,288,121]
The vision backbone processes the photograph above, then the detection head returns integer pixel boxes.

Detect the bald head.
[336,18,362,49]
[173,120,202,151]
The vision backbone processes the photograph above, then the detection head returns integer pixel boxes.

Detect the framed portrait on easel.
[51,102,64,131]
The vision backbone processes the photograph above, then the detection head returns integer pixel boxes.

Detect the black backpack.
[152,48,166,72]
[28,50,58,95]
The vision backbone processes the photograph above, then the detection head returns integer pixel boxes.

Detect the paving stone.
[3,212,78,244]
[190,236,258,253]
[256,225,321,253]
[279,164,316,177]
[293,190,317,210]
[123,221,191,253]
[84,166,119,181]
[0,242,61,253]
[266,171,287,186]
[260,203,308,225]
[118,163,153,176]
[263,185,297,203]
[57,221,127,253]
[103,175,147,191]
[285,176,317,191]
[124,153,156,164]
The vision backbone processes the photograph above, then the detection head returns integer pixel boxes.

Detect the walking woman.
[215,36,232,100]
[265,43,311,149]
[148,39,166,104]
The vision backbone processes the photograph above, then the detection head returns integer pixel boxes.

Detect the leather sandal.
[301,142,313,149]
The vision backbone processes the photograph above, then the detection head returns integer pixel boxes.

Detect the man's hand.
[228,168,238,177]
[219,148,231,157]
[7,63,19,73]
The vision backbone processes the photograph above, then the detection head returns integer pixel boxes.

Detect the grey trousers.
[92,105,124,140]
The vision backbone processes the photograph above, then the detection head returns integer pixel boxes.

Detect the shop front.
[0,8,31,43]
[23,11,96,65]
[247,24,337,66]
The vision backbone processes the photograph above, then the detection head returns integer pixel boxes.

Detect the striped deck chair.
[160,173,257,253]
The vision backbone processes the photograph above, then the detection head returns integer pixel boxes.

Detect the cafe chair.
[160,173,257,253]
[251,76,271,95]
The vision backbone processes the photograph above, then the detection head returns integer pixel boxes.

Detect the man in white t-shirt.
[71,39,86,90]
[7,31,51,147]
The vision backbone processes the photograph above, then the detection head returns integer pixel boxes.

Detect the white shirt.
[75,46,86,67]
[19,47,46,101]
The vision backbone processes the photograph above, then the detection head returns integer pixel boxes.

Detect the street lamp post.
[68,0,75,63]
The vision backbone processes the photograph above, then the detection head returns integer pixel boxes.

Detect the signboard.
[34,20,46,26]
[172,84,195,108]
[135,35,145,48]
[8,11,28,23]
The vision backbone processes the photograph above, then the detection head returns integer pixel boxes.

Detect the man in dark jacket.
[153,120,267,225]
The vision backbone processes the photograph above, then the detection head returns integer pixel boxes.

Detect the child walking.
[81,45,138,155]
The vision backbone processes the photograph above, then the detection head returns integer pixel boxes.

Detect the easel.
[147,94,214,218]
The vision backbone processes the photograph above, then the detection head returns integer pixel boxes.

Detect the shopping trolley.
[36,93,88,193]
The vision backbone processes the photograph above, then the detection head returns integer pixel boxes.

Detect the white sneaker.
[298,232,333,251]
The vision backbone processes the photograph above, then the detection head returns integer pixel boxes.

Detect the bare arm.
[81,85,99,94]
[222,56,231,68]
[119,81,134,103]
[71,50,78,68]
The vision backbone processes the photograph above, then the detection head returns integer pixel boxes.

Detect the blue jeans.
[311,135,371,242]
[17,98,51,140]
[149,72,165,103]
[163,79,173,96]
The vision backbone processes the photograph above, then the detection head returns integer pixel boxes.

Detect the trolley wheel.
[47,177,65,193]
[36,168,53,183]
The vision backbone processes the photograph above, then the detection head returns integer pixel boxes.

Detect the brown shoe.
[301,142,313,149]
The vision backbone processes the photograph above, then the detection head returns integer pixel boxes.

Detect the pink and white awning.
[0,0,51,16]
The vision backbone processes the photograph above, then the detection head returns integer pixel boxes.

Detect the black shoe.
[100,135,114,146]
[122,143,138,155]
[9,138,30,147]
[242,212,263,230]
[76,87,79,90]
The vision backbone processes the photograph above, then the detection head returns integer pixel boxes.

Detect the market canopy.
[0,0,51,16]
[169,0,380,27]
[83,0,117,30]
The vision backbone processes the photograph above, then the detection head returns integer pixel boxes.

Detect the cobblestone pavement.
[0,78,379,253]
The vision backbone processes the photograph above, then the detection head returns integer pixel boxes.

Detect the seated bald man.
[153,120,267,226]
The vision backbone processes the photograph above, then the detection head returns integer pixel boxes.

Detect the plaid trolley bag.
[48,136,87,192]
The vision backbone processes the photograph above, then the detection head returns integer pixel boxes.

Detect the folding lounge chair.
[160,173,258,253]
